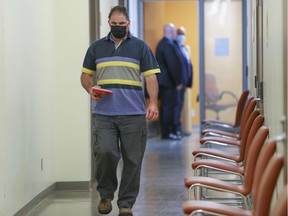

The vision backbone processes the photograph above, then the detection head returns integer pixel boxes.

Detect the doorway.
[140,0,248,131]
[141,0,199,129]
[198,0,248,131]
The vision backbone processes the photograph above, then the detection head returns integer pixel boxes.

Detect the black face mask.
[111,26,127,39]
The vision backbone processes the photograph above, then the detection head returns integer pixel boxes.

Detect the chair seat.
[182,200,252,216]
[192,148,240,162]
[184,176,248,195]
[201,128,240,139]
[192,159,244,175]
[200,136,241,145]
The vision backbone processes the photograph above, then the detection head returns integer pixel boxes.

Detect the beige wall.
[0,0,91,215]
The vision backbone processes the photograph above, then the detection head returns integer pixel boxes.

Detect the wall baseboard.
[14,181,91,216]
[55,181,91,191]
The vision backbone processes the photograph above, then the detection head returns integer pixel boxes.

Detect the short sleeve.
[81,46,96,74]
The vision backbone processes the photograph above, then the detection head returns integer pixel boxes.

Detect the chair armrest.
[220,91,238,101]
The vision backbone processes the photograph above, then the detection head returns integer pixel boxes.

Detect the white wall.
[262,0,286,199]
[52,0,91,182]
[262,0,285,140]
[248,0,287,206]
[0,0,5,213]
[0,0,91,215]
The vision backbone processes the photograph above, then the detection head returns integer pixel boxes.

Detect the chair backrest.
[254,154,284,216]
[233,90,249,127]
[270,184,288,216]
[251,139,277,197]
[242,113,264,163]
[241,126,269,195]
[237,110,261,162]
[205,73,220,104]
[238,98,256,139]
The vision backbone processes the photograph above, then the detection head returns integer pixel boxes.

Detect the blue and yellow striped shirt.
[81,32,160,115]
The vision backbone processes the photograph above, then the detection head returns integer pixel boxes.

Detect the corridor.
[26,128,200,216]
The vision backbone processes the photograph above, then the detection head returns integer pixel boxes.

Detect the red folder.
[92,87,112,95]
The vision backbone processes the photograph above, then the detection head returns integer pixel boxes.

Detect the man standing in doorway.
[80,6,160,216]
[156,23,183,140]
[174,26,193,137]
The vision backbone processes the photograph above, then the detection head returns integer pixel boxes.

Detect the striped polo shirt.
[81,32,160,115]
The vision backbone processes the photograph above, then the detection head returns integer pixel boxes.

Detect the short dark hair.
[108,6,130,21]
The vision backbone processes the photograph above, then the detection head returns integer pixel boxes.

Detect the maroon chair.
[199,98,256,147]
[201,95,252,140]
[192,114,265,179]
[202,90,250,131]
[182,153,284,216]
[185,126,269,208]
[193,111,263,166]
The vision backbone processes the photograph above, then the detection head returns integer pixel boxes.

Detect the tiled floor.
[26,127,201,216]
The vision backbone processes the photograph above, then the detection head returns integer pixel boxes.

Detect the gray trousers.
[92,114,147,208]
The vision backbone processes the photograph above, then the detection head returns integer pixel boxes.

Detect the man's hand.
[146,102,159,121]
[90,85,103,102]
[176,84,183,90]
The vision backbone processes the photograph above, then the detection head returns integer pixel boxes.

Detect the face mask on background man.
[176,35,186,45]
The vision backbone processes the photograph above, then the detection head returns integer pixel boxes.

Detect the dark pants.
[159,86,178,138]
[92,114,147,208]
[175,87,186,132]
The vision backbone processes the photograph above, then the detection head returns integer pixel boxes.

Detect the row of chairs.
[182,90,287,216]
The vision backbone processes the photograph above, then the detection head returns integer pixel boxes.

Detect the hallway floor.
[26,127,201,216]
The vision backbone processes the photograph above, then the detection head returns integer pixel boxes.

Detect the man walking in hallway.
[80,6,160,216]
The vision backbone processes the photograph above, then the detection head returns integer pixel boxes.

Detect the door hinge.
[254,75,258,88]
[258,81,264,100]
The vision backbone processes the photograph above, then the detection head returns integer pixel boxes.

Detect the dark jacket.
[155,37,183,88]
[174,42,193,88]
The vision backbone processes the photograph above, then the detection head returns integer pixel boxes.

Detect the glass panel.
[204,0,243,123]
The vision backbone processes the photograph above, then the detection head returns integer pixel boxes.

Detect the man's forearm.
[145,74,159,105]
[80,73,93,94]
